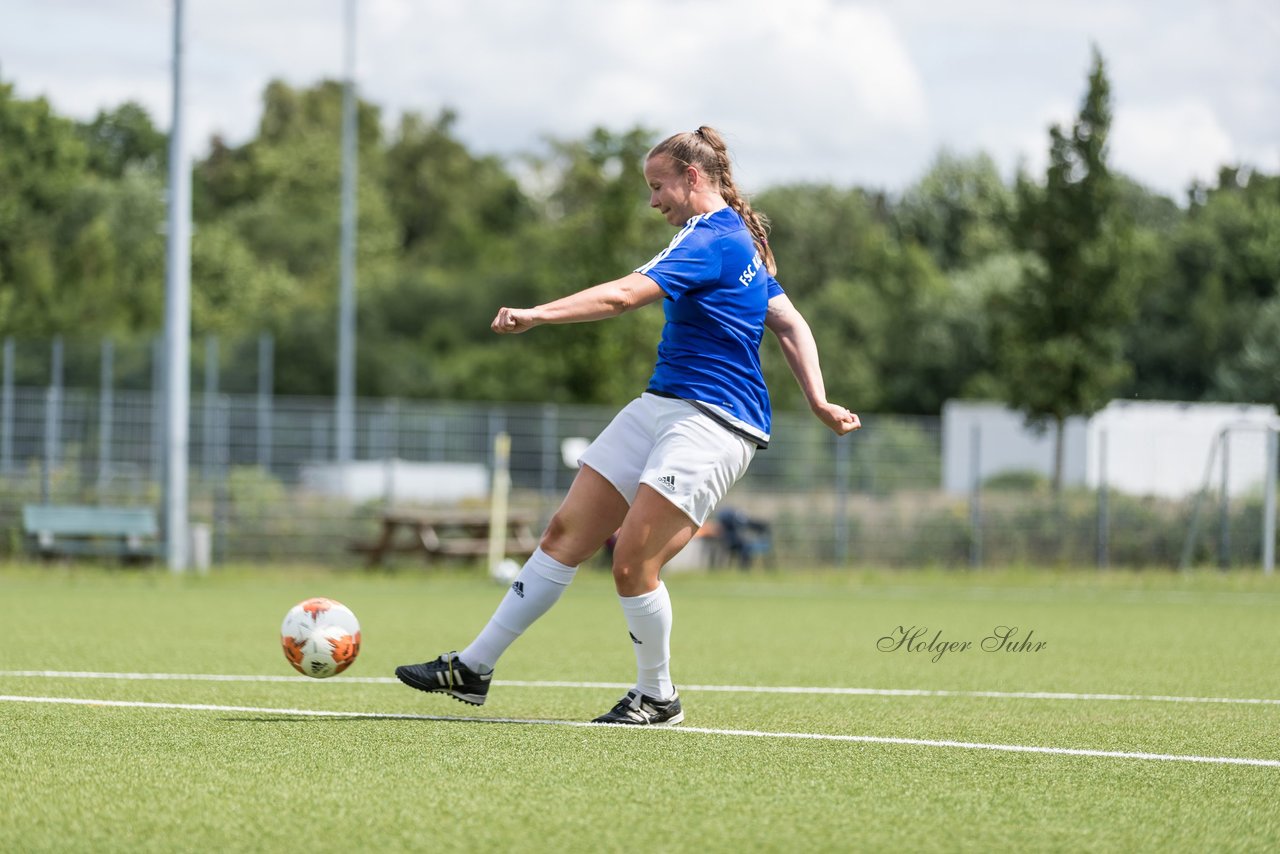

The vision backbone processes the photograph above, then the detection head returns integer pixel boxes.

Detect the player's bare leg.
[594,485,696,725]
[396,465,628,705]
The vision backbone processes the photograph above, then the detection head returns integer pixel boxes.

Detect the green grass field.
[3,563,1278,852]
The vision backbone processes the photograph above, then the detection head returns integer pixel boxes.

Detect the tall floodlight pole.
[335,0,358,464]
[163,0,192,571]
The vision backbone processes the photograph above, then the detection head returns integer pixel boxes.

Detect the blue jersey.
[635,207,784,447]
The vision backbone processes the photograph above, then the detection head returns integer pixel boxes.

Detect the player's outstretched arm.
[765,293,861,436]
[492,273,665,334]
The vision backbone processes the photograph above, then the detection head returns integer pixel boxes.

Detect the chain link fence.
[2,334,1277,569]
[3,378,1276,569]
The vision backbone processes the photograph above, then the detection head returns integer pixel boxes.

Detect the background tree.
[79,102,167,180]
[1124,168,1280,403]
[193,79,399,395]
[384,109,529,265]
[992,47,1136,489]
[0,83,168,356]
[354,109,534,399]
[1214,294,1280,404]
[760,181,1002,415]
[506,127,672,404]
[894,150,1013,271]
[888,151,1020,409]
[2,67,1278,414]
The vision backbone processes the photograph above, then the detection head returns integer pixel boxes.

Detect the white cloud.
[966,99,1077,186]
[353,0,929,189]
[1111,100,1236,195]
[0,0,1275,196]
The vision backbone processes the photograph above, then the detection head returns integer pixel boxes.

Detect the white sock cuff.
[526,547,578,586]
[619,581,669,617]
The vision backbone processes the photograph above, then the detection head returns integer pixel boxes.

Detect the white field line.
[2,693,1277,769]
[2,670,1278,707]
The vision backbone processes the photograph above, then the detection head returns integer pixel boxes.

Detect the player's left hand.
[814,402,861,436]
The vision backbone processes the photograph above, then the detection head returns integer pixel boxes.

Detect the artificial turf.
[3,563,1277,851]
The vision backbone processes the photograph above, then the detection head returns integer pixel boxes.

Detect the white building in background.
[1086,401,1277,498]
[942,399,1279,499]
[942,401,1088,493]
[300,459,488,503]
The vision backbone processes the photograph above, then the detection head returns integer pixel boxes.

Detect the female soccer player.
[396,126,860,725]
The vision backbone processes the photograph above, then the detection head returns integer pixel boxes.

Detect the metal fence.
[2,378,1277,570]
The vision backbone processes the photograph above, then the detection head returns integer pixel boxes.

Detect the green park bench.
[22,504,160,563]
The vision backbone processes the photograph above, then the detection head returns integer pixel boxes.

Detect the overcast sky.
[2,0,1277,200]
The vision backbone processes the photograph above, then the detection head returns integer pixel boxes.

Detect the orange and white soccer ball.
[281,597,361,678]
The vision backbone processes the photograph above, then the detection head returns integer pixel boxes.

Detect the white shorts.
[577,393,756,526]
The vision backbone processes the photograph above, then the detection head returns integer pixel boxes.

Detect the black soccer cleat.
[395,652,492,706]
[592,689,684,726]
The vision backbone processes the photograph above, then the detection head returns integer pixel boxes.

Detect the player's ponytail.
[648,126,777,275]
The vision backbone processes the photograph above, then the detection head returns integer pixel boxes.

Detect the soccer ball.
[280,597,361,678]
[490,558,521,584]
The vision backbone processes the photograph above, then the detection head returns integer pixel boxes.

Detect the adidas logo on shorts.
[658,475,677,493]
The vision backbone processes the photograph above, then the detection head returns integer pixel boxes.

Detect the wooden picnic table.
[353,509,539,567]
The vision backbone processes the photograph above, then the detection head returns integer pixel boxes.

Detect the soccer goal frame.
[1179,419,1279,574]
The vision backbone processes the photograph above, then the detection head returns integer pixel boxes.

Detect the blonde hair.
[648,126,776,275]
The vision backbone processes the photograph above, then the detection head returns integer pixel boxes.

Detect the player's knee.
[539,511,569,552]
[539,512,590,566]
[611,559,657,597]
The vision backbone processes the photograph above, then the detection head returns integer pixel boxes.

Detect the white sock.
[458,548,577,673]
[619,581,674,701]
